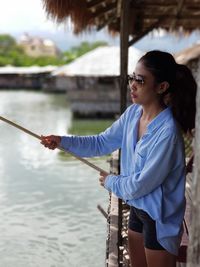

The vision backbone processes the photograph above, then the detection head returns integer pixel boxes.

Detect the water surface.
[0,90,113,267]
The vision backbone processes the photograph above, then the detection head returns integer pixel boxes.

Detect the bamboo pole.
[0,115,108,174]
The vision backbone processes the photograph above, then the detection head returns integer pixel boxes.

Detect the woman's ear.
[157,81,169,94]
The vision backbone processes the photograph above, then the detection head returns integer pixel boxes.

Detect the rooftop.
[52,45,144,76]
[0,65,57,75]
[43,0,200,39]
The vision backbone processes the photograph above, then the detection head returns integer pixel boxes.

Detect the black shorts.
[128,206,165,250]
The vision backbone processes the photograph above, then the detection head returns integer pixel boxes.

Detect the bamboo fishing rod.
[0,115,108,174]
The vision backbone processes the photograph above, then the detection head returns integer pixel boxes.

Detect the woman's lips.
[131,92,137,98]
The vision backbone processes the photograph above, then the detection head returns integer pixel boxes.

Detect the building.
[0,65,57,89]
[18,33,60,58]
[50,46,144,117]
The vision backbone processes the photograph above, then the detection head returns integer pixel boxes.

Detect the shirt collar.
[147,107,173,133]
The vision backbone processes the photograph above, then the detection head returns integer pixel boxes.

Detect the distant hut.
[0,66,56,89]
[51,46,144,117]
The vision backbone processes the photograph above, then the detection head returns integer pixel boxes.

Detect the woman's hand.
[99,171,109,187]
[40,135,61,150]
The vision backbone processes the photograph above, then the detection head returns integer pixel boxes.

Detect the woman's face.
[129,60,160,106]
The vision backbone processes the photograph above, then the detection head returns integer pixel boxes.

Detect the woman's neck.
[141,102,166,122]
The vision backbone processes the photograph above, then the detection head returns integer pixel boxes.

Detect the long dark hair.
[139,50,197,133]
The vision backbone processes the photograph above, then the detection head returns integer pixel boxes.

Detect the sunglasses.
[128,73,145,86]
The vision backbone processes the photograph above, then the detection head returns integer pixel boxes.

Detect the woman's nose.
[129,82,137,91]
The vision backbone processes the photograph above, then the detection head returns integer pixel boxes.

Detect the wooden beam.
[96,15,117,31]
[130,3,200,14]
[134,2,200,8]
[117,0,122,17]
[138,3,177,7]
[186,4,200,11]
[106,151,120,267]
[128,22,162,46]
[86,0,104,9]
[141,14,200,19]
[94,7,117,22]
[170,0,185,29]
[118,3,131,263]
[119,0,131,115]
[90,2,116,17]
[128,15,168,47]
[159,20,200,29]
[144,0,177,4]
[142,0,199,6]
[86,0,116,9]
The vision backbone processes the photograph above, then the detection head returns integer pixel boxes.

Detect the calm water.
[0,90,113,267]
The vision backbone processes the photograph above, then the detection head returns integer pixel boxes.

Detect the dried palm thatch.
[42,0,200,35]
[43,0,97,33]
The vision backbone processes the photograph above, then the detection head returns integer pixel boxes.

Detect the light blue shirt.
[60,104,186,255]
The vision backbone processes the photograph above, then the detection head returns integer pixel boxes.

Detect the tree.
[0,34,16,53]
[0,34,108,66]
[62,41,108,63]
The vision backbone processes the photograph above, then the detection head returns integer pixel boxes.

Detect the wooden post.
[120,0,131,114]
[118,1,131,266]
[106,151,120,267]
[187,62,200,265]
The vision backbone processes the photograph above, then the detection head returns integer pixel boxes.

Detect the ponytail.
[139,50,197,134]
[171,64,197,133]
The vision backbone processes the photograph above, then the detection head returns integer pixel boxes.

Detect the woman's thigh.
[128,207,147,267]
[128,206,177,267]
[145,248,176,267]
[128,229,147,267]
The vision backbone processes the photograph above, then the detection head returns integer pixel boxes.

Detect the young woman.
[41,51,197,267]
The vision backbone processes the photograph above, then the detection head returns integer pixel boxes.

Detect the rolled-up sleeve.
[104,131,183,200]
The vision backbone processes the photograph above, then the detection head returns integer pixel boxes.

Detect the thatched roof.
[43,0,200,36]
[52,46,144,76]
[0,66,57,75]
[175,42,200,64]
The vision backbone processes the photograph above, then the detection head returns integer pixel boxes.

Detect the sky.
[0,0,71,34]
[0,0,118,50]
[0,0,199,52]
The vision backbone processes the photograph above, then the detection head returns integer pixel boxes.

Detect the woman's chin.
[131,97,139,104]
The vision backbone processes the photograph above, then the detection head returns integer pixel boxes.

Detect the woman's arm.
[59,115,125,157]
[104,130,185,200]
[41,109,128,157]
